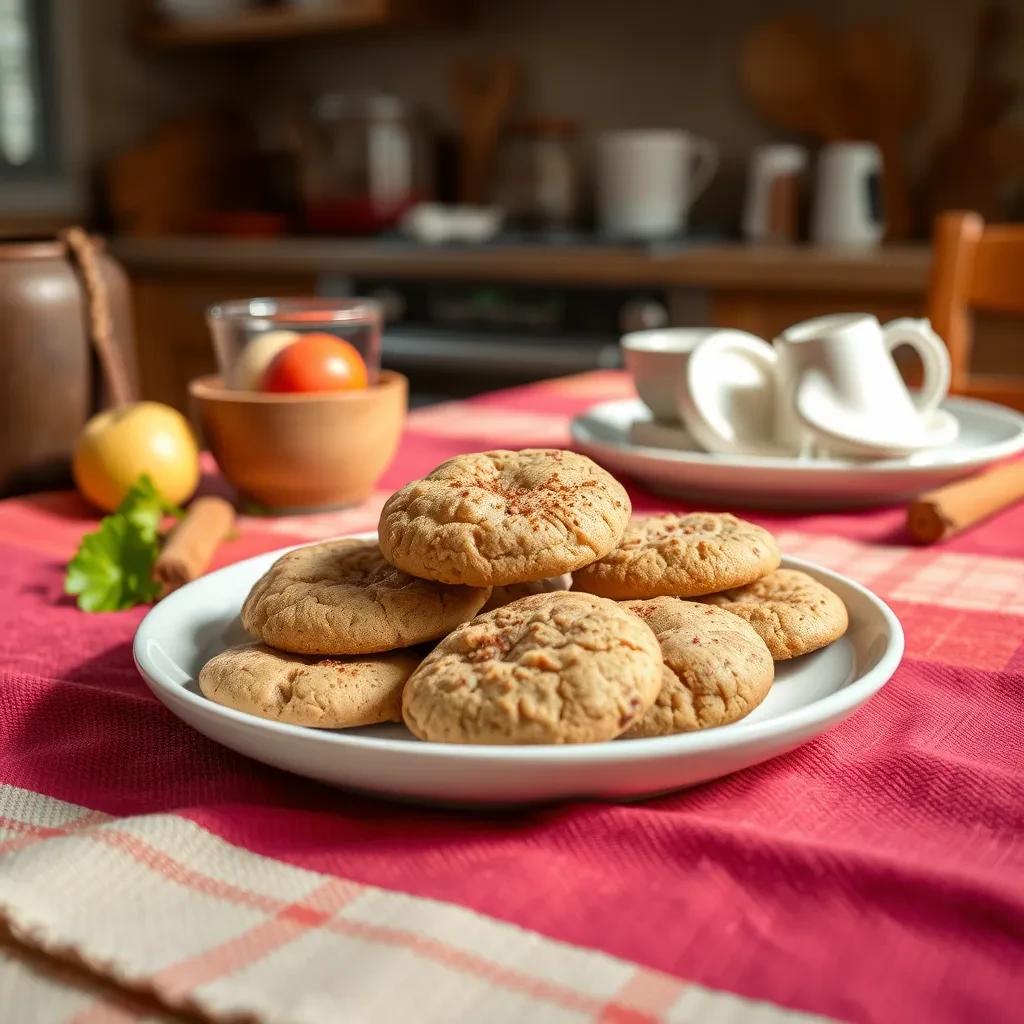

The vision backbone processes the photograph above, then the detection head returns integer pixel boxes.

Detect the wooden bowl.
[190,370,407,512]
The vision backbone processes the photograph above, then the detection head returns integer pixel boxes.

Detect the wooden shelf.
[110,236,933,294]
[137,1,465,48]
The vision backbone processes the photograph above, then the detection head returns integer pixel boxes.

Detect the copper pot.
[0,236,138,494]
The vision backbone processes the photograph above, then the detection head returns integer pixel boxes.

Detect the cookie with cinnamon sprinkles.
[242,539,489,655]
[573,512,779,599]
[402,592,662,744]
[378,449,631,587]
[621,598,774,737]
[701,569,848,660]
[200,643,418,728]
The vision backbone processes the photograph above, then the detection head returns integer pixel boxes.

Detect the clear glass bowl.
[206,297,382,391]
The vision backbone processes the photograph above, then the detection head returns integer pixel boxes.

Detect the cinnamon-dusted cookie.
[199,643,419,728]
[701,568,848,660]
[402,592,662,744]
[573,513,780,599]
[480,573,572,612]
[242,539,489,655]
[621,598,774,737]
[378,449,631,587]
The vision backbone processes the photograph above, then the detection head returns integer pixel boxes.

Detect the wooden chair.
[928,210,1024,410]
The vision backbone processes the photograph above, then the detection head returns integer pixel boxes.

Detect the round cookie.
[378,449,631,587]
[199,643,419,728]
[402,591,662,744]
[480,573,572,612]
[621,598,774,737]
[701,568,848,660]
[573,512,780,599]
[242,539,490,655]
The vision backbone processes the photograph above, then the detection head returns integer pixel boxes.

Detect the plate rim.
[571,396,1024,476]
[134,537,905,766]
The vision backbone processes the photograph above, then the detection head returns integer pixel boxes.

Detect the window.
[0,0,80,217]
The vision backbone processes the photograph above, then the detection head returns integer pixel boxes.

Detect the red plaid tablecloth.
[0,371,1021,1023]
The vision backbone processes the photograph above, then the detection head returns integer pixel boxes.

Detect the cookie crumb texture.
[242,539,490,655]
[199,643,419,728]
[702,569,849,660]
[402,592,662,744]
[622,598,774,737]
[573,513,780,599]
[378,449,631,587]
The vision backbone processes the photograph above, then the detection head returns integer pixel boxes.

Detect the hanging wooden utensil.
[739,15,850,142]
[923,2,1016,222]
[839,25,926,241]
[449,57,519,205]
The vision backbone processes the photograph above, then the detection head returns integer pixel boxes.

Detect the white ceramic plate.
[571,396,1024,509]
[134,537,903,806]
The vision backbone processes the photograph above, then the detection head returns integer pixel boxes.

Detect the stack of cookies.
[200,448,848,745]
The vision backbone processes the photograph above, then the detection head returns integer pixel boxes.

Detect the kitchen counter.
[111,236,932,295]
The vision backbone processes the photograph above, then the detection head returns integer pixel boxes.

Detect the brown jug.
[0,232,138,495]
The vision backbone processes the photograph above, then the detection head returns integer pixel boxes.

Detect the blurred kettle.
[810,142,884,247]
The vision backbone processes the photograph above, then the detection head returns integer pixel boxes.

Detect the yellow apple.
[73,401,200,512]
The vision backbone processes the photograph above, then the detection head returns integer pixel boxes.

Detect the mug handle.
[688,138,719,203]
[678,330,781,456]
[882,318,951,413]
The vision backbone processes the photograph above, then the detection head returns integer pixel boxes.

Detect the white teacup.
[622,328,723,423]
[775,313,956,457]
[677,313,957,459]
[678,330,784,456]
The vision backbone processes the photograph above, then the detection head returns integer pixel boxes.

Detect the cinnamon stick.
[154,497,235,594]
[906,461,1024,543]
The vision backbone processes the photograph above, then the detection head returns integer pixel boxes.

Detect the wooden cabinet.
[131,272,314,411]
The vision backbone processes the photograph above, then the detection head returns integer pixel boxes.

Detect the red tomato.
[262,333,368,393]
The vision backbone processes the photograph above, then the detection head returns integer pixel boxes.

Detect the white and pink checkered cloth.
[0,372,1021,1023]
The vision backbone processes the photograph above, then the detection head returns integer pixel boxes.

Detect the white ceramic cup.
[622,328,722,423]
[677,313,954,459]
[596,130,718,240]
[775,313,952,456]
[810,142,884,248]
[679,331,784,456]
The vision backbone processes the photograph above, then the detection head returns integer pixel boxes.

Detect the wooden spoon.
[923,3,1016,221]
[839,25,926,241]
[739,15,849,142]
[449,57,518,205]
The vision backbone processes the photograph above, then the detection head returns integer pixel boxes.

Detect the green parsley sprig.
[65,475,184,612]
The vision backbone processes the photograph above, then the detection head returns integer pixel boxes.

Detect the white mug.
[596,130,718,240]
[775,313,954,457]
[810,142,884,248]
